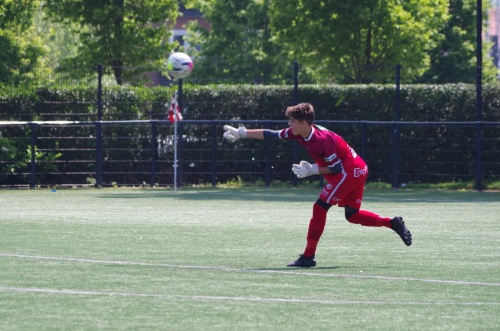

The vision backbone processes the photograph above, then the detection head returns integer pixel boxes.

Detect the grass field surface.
[0,188,499,330]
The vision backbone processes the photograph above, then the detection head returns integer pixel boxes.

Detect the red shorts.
[318,165,368,209]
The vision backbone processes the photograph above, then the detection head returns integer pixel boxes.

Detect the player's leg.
[346,206,412,246]
[288,171,360,267]
[341,172,391,227]
[344,205,392,228]
[287,199,331,267]
[304,199,331,257]
[342,177,413,246]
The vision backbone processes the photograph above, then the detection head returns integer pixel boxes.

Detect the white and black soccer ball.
[165,52,194,79]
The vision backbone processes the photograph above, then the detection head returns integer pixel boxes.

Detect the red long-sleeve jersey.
[279,124,366,177]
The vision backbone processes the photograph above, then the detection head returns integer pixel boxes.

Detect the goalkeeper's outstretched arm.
[223,125,336,178]
[246,129,280,140]
[223,125,279,142]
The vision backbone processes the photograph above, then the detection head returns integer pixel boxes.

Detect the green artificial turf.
[0,188,499,330]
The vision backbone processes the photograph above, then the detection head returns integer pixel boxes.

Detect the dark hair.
[285,103,315,125]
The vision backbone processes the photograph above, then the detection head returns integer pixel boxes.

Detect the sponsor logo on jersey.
[321,184,333,198]
[354,167,367,177]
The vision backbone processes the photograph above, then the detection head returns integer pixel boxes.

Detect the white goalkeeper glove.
[223,125,247,142]
[292,161,319,178]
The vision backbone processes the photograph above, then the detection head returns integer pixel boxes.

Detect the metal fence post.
[265,122,271,188]
[291,60,300,187]
[475,122,483,190]
[177,79,184,187]
[392,64,401,189]
[211,121,217,187]
[96,64,103,121]
[30,123,37,189]
[475,0,483,191]
[95,64,104,187]
[95,122,103,187]
[360,121,367,159]
[150,121,157,187]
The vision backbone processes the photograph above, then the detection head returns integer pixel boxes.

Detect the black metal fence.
[1,62,499,189]
[0,119,498,189]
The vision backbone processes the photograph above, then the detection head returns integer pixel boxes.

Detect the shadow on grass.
[97,188,319,202]
[251,266,363,271]
[95,187,500,203]
[251,267,340,271]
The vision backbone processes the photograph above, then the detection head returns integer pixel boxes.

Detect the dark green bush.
[0,83,498,186]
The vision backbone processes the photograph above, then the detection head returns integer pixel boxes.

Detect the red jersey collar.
[304,125,315,142]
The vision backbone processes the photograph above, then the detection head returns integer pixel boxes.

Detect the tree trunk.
[112,60,123,85]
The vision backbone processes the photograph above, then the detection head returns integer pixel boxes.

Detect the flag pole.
[168,79,183,192]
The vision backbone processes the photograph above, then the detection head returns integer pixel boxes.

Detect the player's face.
[288,117,308,136]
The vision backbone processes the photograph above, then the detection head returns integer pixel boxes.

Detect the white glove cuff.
[311,163,319,174]
[238,127,248,138]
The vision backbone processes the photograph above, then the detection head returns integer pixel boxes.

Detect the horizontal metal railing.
[1,120,498,189]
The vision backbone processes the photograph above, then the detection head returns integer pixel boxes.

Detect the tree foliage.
[269,0,450,82]
[420,0,498,83]
[0,0,46,86]
[186,0,293,84]
[42,0,183,84]
[33,8,80,68]
[0,0,38,29]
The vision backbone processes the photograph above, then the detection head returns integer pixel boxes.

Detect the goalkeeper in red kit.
[223,102,412,267]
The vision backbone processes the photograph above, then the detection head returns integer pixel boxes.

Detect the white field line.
[2,253,500,287]
[2,209,271,217]
[0,285,499,306]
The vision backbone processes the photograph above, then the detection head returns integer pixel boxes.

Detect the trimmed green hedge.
[2,83,499,122]
[0,84,499,186]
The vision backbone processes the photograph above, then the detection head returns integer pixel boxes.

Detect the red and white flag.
[168,91,183,123]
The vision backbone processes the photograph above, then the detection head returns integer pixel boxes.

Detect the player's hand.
[292,161,319,178]
[223,125,247,142]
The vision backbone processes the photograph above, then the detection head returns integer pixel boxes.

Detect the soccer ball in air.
[165,52,193,79]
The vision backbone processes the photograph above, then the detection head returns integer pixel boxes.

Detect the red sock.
[348,210,391,228]
[303,202,328,257]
